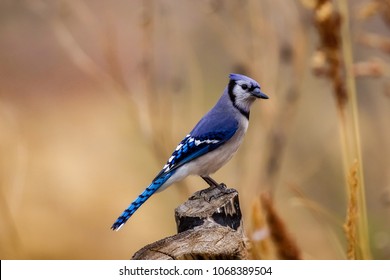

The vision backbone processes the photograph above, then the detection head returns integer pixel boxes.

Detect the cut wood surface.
[132,184,248,260]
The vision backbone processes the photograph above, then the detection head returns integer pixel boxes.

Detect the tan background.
[0,0,389,259]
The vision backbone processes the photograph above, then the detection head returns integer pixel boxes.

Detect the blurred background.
[0,0,389,259]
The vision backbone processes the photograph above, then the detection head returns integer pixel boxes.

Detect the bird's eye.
[241,84,248,90]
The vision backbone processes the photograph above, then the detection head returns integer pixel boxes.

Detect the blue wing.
[154,114,239,180]
[111,108,239,230]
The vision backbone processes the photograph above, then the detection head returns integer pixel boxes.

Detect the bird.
[111,73,268,230]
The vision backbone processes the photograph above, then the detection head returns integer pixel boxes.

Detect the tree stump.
[132,184,248,260]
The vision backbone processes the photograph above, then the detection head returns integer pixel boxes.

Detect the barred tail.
[111,172,173,231]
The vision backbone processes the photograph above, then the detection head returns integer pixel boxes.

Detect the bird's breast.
[186,117,249,176]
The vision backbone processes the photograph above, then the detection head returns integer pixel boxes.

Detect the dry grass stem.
[305,0,372,259]
[260,193,301,260]
[344,160,359,260]
[290,185,344,227]
[289,186,347,259]
[249,197,273,259]
[312,0,347,112]
[339,0,371,259]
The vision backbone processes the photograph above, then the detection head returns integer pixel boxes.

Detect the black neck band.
[228,80,250,120]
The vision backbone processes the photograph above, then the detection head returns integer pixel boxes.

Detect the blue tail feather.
[111,172,173,231]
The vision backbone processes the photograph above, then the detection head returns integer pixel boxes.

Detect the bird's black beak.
[252,88,269,99]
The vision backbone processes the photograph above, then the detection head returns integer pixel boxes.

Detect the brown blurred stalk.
[249,193,301,260]
[338,0,371,259]
[249,196,273,259]
[310,0,371,259]
[344,160,359,259]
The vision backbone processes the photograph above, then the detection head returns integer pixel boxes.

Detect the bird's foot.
[199,176,234,202]
[201,176,227,190]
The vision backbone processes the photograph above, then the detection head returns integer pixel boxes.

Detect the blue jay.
[111,73,268,230]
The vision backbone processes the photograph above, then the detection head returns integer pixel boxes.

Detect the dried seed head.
[315,1,334,22]
[311,50,327,75]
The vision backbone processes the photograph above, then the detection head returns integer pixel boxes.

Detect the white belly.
[158,118,249,191]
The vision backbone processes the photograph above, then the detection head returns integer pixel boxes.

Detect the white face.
[232,80,257,111]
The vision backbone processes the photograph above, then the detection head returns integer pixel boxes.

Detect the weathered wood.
[132,184,247,260]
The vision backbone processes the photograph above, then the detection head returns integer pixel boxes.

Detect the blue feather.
[111,171,173,230]
[112,126,238,230]
[154,127,237,181]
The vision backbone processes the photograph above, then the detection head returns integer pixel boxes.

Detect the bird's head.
[228,73,268,116]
